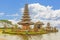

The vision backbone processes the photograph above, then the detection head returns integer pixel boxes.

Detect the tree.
[0,20,12,25]
[0,20,12,28]
[14,24,18,29]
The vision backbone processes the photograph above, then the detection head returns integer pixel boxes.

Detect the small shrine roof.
[35,21,44,25]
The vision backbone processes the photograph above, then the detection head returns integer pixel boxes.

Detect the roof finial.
[24,4,29,13]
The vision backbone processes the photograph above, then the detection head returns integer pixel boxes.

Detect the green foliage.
[0,20,12,25]
[14,24,18,28]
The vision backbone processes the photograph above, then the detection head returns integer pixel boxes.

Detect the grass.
[3,30,47,35]
[0,28,58,35]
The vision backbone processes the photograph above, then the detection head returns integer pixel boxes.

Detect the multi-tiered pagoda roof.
[18,4,34,25]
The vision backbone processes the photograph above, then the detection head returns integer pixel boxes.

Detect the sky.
[0,0,60,27]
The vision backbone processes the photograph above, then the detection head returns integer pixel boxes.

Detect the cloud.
[28,3,60,20]
[0,12,5,16]
[9,20,18,24]
[21,3,60,27]
[6,13,19,17]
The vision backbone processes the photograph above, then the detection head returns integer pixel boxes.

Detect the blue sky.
[0,0,60,20]
[0,0,60,27]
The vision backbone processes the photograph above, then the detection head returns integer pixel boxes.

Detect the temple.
[18,4,34,31]
[45,22,52,32]
[17,4,58,32]
[1,4,58,35]
[34,21,44,31]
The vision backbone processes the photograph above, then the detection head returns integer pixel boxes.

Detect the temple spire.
[21,4,31,23]
[18,4,34,30]
[24,4,29,14]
